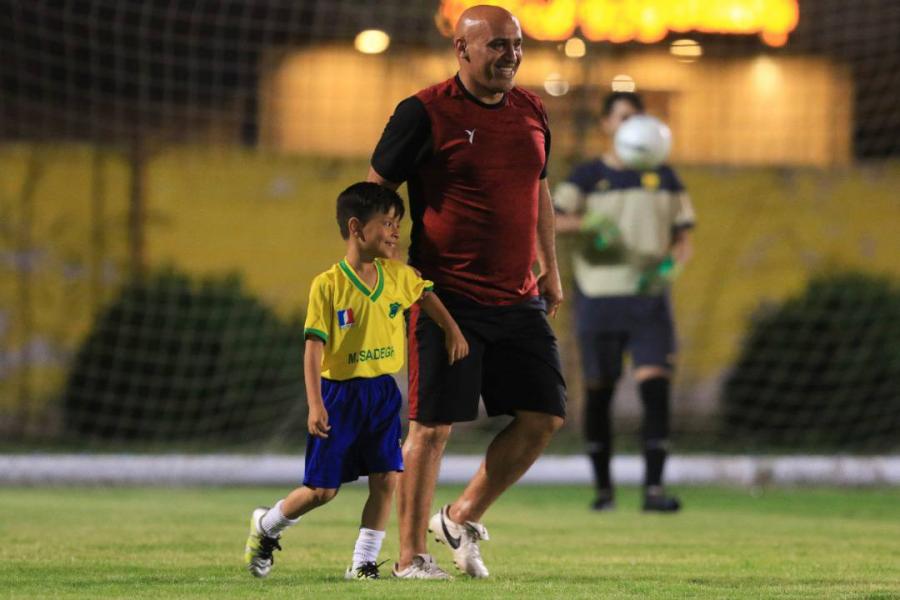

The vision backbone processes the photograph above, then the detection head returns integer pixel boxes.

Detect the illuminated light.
[544,73,570,96]
[751,56,781,92]
[611,74,636,92]
[766,0,800,30]
[519,0,579,40]
[634,5,668,43]
[354,29,390,55]
[728,4,756,31]
[564,37,586,58]
[761,31,788,47]
[437,0,799,47]
[670,38,702,62]
[578,0,618,42]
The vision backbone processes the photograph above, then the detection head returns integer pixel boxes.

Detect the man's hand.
[307,403,331,439]
[538,269,564,317]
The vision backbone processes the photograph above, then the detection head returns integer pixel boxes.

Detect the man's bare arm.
[536,178,563,317]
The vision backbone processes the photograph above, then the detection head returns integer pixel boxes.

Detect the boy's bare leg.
[449,411,564,524]
[343,472,399,577]
[245,485,338,578]
[396,421,451,570]
[281,485,339,518]
[361,472,398,531]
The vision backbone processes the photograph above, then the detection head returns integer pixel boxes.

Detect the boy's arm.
[554,212,584,233]
[671,227,693,266]
[417,291,469,365]
[304,338,330,438]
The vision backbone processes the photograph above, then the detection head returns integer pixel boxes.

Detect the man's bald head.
[452,5,523,101]
[454,5,518,40]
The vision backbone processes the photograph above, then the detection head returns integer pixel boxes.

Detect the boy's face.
[359,207,401,259]
[602,99,641,137]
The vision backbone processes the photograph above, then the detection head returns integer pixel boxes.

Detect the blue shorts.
[303,374,403,489]
[574,288,676,382]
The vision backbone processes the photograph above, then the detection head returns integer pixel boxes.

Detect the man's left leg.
[630,293,681,512]
[452,410,564,522]
[635,365,681,512]
[429,410,564,577]
[428,306,566,577]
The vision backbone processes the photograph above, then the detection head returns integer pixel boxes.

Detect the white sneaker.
[344,560,386,580]
[391,553,453,579]
[428,504,490,578]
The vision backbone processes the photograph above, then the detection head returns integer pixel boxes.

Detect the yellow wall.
[260,47,851,167]
[146,149,364,314]
[0,145,131,423]
[3,145,898,426]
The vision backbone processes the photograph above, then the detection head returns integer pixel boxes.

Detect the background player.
[554,91,696,512]
[243,182,467,580]
[368,5,566,579]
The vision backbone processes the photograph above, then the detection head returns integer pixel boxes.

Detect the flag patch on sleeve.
[337,308,355,329]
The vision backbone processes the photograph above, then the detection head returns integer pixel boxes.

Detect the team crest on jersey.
[641,172,661,190]
[389,302,402,318]
[337,308,355,329]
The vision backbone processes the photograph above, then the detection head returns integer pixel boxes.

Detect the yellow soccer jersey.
[303,258,433,380]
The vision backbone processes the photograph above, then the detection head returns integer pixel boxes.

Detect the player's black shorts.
[407,293,567,423]
[574,288,676,382]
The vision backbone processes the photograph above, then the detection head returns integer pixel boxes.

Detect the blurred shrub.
[722,272,900,450]
[63,269,305,444]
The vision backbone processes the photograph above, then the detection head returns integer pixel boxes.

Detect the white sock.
[352,528,386,567]
[260,500,299,537]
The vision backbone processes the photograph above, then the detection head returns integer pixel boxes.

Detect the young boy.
[244,182,468,580]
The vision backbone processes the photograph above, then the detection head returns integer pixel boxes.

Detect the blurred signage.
[436,0,799,47]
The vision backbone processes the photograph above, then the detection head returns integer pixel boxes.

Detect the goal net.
[1,0,898,454]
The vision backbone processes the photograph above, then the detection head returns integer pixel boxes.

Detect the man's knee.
[516,411,565,438]
[634,365,671,382]
[406,421,452,449]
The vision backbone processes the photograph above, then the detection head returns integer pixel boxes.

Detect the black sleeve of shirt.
[371,96,433,184]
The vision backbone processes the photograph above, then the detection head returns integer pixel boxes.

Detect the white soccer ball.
[613,115,672,171]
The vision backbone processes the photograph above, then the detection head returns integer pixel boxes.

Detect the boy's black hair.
[336,182,405,240]
[601,91,645,117]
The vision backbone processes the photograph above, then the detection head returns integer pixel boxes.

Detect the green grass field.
[3,485,899,599]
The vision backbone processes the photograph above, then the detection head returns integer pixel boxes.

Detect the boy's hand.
[308,403,331,439]
[445,326,469,365]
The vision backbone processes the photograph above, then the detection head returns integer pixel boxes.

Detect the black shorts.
[407,294,567,423]
[574,289,676,382]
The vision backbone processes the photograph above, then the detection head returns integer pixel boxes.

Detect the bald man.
[368,5,566,579]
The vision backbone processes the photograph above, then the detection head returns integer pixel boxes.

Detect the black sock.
[644,445,667,491]
[585,385,615,494]
[639,377,670,490]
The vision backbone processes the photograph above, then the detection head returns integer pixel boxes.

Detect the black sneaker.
[642,492,681,513]
[590,490,616,511]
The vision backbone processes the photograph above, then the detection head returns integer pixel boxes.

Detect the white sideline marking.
[1,455,899,486]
